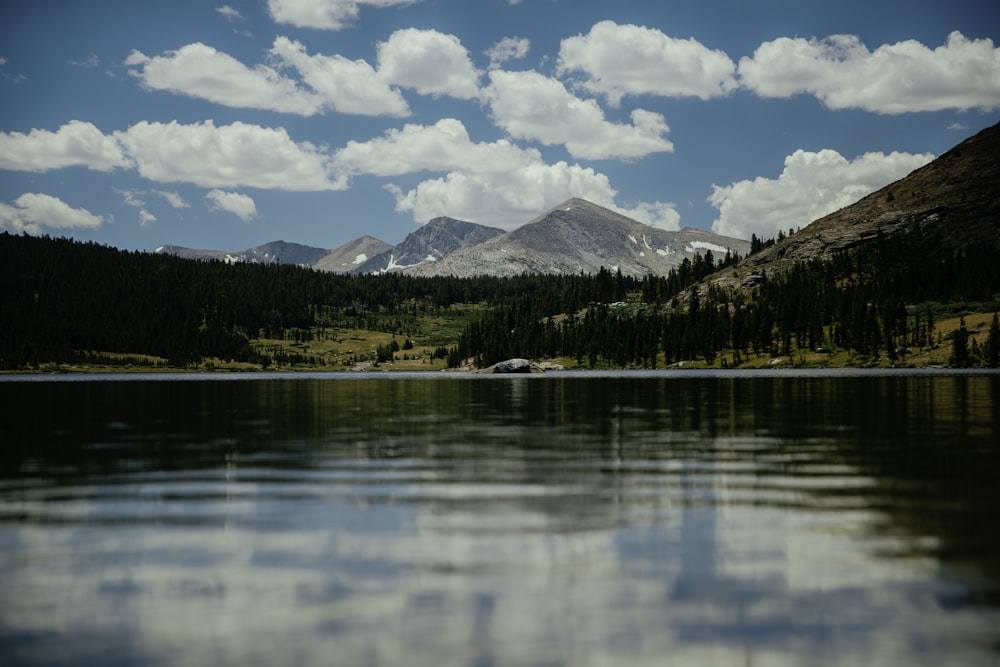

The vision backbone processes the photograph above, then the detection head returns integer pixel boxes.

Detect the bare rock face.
[488,358,537,373]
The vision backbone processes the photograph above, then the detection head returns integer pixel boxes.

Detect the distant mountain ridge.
[155,237,392,272]
[156,198,750,277]
[353,217,505,274]
[405,199,749,278]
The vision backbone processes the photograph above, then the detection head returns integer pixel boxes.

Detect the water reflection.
[0,372,998,666]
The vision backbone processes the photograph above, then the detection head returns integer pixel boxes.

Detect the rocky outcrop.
[481,358,543,373]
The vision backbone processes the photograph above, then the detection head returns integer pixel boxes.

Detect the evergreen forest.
[2,230,999,371]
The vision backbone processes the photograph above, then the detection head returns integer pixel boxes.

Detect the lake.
[1,370,999,666]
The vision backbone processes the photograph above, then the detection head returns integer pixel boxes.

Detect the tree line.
[451,228,1000,368]
[2,229,998,370]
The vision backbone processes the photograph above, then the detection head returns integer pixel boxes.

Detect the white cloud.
[116,188,189,225]
[206,189,257,222]
[376,28,481,100]
[738,31,1000,114]
[269,36,410,117]
[387,162,621,229]
[333,117,537,177]
[216,5,245,22]
[115,188,157,226]
[0,121,132,173]
[335,118,676,228]
[484,69,674,160]
[487,37,530,70]
[127,38,414,118]
[2,119,343,192]
[616,201,681,231]
[115,120,344,191]
[154,190,190,208]
[0,193,107,235]
[557,21,737,105]
[126,43,323,116]
[709,149,935,241]
[266,0,419,31]
[138,209,157,227]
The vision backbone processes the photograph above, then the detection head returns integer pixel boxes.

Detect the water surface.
[1,371,998,666]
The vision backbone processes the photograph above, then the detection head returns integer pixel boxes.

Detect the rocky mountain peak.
[352,217,505,274]
[405,198,750,278]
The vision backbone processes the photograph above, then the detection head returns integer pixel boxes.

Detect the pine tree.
[985,313,1000,368]
[949,316,971,368]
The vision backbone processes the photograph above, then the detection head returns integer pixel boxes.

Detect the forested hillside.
[0,233,647,370]
[2,228,998,371]
[453,227,1000,369]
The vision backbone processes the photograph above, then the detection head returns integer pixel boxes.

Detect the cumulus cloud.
[270,36,410,117]
[387,163,618,228]
[557,21,737,105]
[709,149,935,241]
[484,69,674,160]
[333,117,537,178]
[267,0,419,31]
[738,31,1000,114]
[1,119,343,192]
[376,28,481,100]
[0,121,131,172]
[333,117,677,228]
[487,37,530,70]
[0,193,107,235]
[206,189,257,221]
[115,120,344,191]
[616,201,681,231]
[127,38,415,117]
[126,43,323,116]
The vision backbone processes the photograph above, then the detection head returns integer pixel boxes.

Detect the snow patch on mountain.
[687,241,729,254]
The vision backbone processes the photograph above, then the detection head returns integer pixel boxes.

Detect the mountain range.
[405,198,748,278]
[155,120,999,283]
[156,200,750,278]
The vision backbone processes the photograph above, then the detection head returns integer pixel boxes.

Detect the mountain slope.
[405,198,750,278]
[353,217,505,274]
[743,121,999,268]
[696,120,1000,298]
[315,236,393,272]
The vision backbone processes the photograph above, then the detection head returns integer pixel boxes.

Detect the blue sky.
[1,0,998,253]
